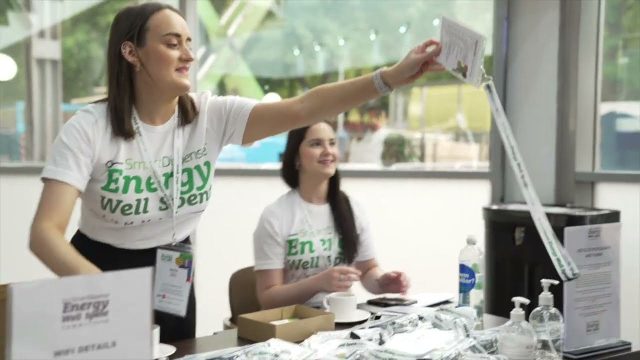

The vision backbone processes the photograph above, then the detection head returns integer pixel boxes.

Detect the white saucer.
[154,343,176,359]
[334,309,370,324]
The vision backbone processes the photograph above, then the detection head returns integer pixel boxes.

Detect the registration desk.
[170,329,639,360]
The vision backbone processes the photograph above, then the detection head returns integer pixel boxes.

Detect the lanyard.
[132,108,183,244]
[481,76,579,281]
[297,191,334,268]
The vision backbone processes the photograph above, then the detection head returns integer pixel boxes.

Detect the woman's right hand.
[384,39,443,89]
[316,266,362,292]
[30,180,101,276]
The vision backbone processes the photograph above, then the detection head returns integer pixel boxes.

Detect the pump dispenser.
[497,297,537,359]
[529,279,564,360]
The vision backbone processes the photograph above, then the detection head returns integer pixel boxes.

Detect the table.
[170,329,246,359]
[170,329,639,360]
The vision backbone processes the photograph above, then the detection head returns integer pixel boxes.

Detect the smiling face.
[298,122,339,181]
[134,9,193,96]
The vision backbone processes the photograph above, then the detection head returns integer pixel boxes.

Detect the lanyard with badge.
[132,108,193,317]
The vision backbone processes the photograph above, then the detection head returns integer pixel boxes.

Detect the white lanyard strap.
[298,192,334,268]
[481,76,579,281]
[132,108,183,244]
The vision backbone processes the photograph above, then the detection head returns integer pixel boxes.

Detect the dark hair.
[105,2,197,139]
[281,124,359,264]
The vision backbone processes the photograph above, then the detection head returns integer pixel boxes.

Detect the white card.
[563,223,621,350]
[154,246,193,317]
[7,268,153,359]
[436,16,487,87]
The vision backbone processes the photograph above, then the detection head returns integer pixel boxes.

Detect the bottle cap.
[539,279,560,306]
[510,296,530,321]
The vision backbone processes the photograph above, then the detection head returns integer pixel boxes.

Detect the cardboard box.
[237,305,334,343]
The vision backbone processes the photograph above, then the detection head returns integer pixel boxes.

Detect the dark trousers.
[71,230,196,342]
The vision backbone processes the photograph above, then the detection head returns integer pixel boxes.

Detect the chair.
[223,266,261,330]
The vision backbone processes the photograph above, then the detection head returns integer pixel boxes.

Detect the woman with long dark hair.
[253,122,410,309]
[29,2,439,341]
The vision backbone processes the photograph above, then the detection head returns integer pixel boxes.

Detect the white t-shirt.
[253,189,376,306]
[42,92,257,249]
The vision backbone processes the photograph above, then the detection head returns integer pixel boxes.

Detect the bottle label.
[459,263,476,293]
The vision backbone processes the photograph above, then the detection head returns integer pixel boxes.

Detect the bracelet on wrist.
[373,68,393,96]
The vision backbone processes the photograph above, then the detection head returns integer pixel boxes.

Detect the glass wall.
[195,0,495,170]
[0,0,494,171]
[0,0,178,163]
[598,0,640,172]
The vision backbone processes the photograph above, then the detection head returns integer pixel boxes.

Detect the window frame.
[574,0,640,208]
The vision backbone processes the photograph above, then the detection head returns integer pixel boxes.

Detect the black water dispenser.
[483,204,620,321]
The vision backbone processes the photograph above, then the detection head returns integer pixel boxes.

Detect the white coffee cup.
[323,292,358,320]
[152,324,160,358]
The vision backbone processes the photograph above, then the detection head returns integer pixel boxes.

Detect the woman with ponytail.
[253,122,410,308]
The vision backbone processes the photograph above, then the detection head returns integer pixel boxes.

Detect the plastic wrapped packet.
[453,318,473,339]
[429,310,468,331]
[383,325,456,358]
[364,347,420,360]
[197,338,315,360]
[350,327,387,345]
[460,353,508,360]
[469,327,502,354]
[428,336,491,360]
[350,312,405,331]
[428,341,470,360]
[439,307,476,329]
[174,345,249,360]
[301,329,352,349]
[386,313,422,334]
[307,339,378,360]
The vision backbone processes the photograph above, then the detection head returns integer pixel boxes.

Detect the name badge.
[153,244,193,317]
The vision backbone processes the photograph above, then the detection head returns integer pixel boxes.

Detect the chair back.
[228,266,260,325]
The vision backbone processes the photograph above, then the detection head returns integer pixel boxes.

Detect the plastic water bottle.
[458,235,484,329]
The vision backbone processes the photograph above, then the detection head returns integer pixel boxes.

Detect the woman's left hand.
[377,271,410,294]
[384,39,443,89]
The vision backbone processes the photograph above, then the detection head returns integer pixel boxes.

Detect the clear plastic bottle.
[458,235,484,329]
[498,296,537,360]
[529,279,564,360]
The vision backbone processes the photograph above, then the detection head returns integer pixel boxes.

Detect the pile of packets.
[178,306,509,360]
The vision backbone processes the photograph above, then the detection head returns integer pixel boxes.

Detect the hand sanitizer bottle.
[498,296,537,360]
[529,279,564,360]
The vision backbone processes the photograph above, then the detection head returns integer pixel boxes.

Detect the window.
[196,0,494,170]
[0,0,495,172]
[597,0,640,172]
[0,0,178,164]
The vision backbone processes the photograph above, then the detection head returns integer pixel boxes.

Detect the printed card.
[6,268,153,359]
[436,16,487,87]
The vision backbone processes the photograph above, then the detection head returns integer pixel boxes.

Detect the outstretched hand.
[377,271,410,294]
[316,266,361,293]
[384,39,443,88]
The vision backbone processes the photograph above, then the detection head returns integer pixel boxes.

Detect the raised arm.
[255,266,361,309]
[242,40,442,144]
[30,180,101,276]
